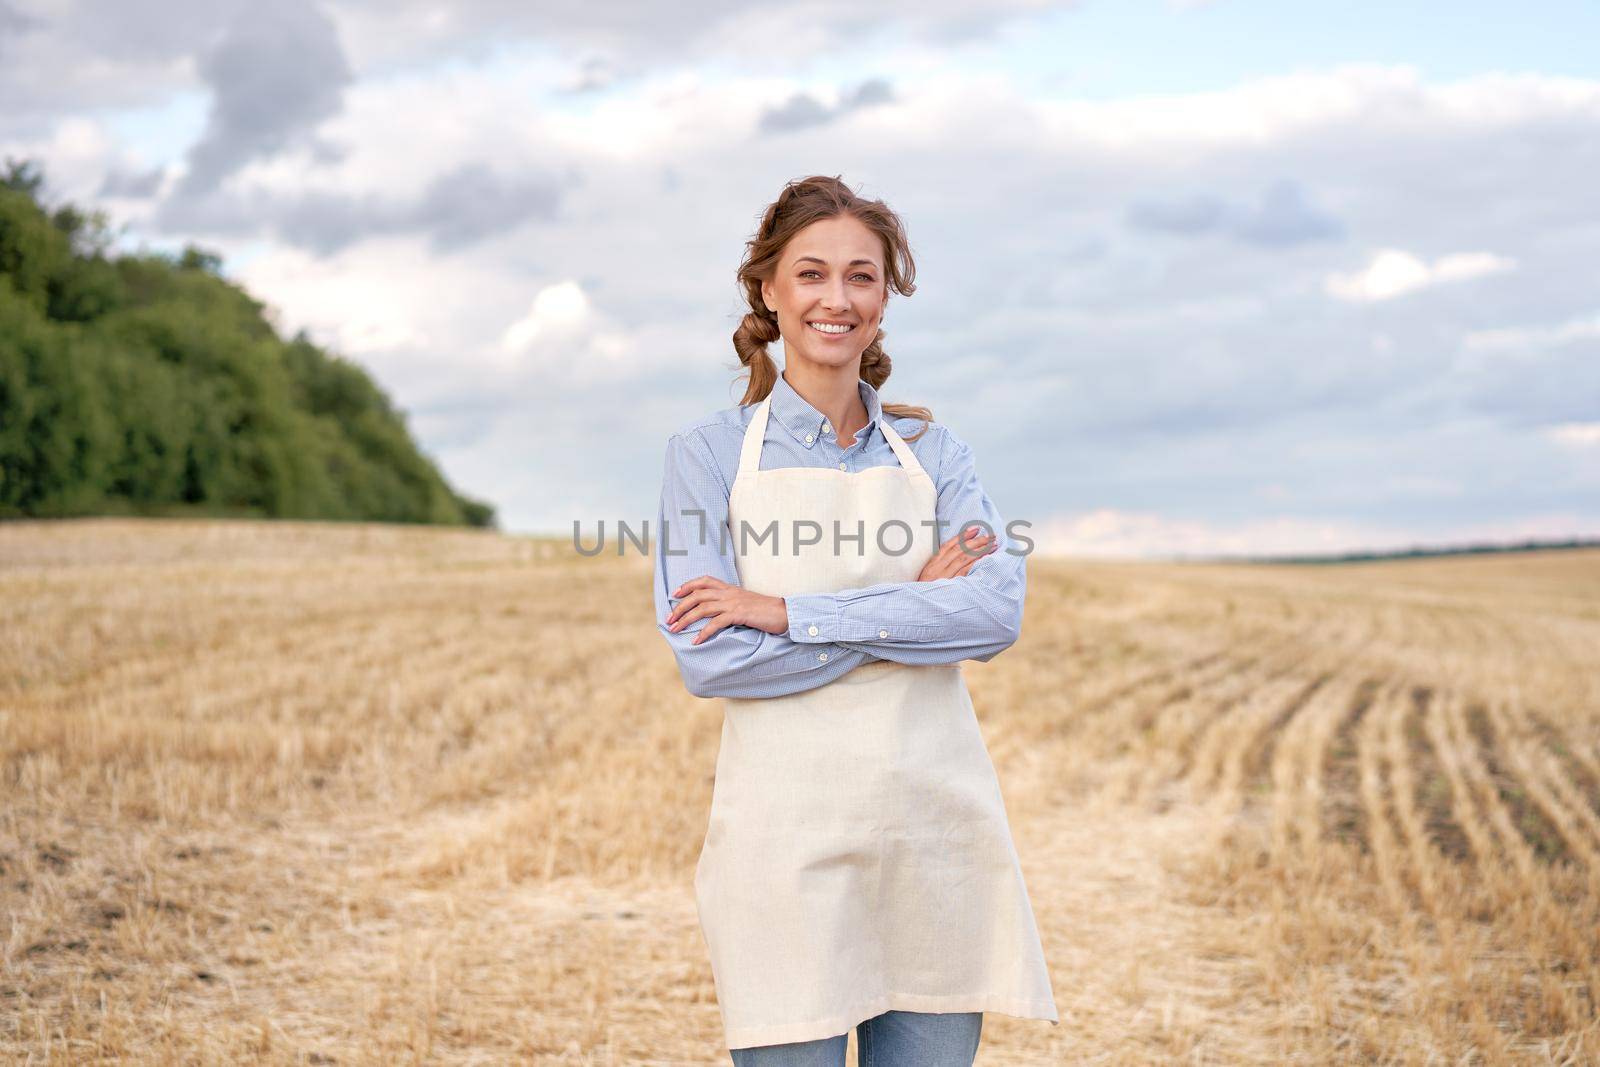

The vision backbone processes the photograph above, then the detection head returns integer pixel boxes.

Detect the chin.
[804,353,860,372]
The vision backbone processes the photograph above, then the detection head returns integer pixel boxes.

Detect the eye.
[799,269,876,281]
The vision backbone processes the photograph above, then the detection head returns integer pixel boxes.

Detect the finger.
[669,583,736,625]
[669,593,718,630]
[941,539,987,569]
[940,540,994,579]
[692,611,734,645]
[935,533,968,565]
[671,575,726,598]
[672,602,716,633]
[667,589,705,626]
[675,599,728,632]
[957,533,995,558]
[949,527,990,556]
[672,577,714,601]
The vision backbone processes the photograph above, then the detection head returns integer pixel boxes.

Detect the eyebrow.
[794,256,879,269]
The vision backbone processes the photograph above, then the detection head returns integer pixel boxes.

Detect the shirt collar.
[769,369,884,450]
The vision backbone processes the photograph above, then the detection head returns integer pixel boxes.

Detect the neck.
[781,358,870,443]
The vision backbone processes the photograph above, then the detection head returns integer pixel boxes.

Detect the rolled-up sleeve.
[654,427,874,699]
[781,425,1027,665]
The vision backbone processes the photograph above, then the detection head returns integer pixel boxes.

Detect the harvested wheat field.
[2,518,1597,1065]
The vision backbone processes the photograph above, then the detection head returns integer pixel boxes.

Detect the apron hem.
[723,993,1060,1050]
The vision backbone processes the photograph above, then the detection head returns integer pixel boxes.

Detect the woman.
[653,175,1057,1065]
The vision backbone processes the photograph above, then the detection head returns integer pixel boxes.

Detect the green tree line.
[0,159,496,527]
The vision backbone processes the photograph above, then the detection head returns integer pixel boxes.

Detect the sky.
[2,0,1597,559]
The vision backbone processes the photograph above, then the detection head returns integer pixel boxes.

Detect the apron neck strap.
[736,393,931,480]
[878,414,930,479]
[737,396,772,476]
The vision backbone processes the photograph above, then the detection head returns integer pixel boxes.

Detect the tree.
[0,159,498,529]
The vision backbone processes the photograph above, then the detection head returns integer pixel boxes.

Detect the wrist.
[783,593,839,643]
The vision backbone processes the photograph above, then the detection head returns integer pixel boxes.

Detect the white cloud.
[501,281,592,354]
[1029,65,1600,152]
[233,238,440,359]
[1464,311,1600,352]
[6,116,119,199]
[498,281,639,382]
[1546,422,1600,447]
[1324,248,1515,302]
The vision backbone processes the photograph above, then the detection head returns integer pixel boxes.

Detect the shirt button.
[804,433,814,444]
[837,462,846,471]
[807,624,819,637]
[822,421,831,433]
[878,629,889,639]
[818,651,829,662]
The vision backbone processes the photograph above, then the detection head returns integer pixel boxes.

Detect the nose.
[820,279,850,313]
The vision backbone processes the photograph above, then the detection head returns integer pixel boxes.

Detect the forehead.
[783,216,881,267]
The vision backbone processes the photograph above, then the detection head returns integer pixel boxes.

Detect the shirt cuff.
[785,593,941,644]
[784,593,840,643]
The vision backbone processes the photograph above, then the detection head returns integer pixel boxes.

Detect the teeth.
[807,322,854,334]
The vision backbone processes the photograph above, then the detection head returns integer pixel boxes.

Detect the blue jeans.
[729,1010,982,1067]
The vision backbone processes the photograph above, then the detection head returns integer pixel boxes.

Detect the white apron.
[692,394,1059,1050]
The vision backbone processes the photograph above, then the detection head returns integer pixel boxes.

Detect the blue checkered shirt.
[654,370,1027,699]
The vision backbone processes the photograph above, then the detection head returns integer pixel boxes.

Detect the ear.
[760,280,773,312]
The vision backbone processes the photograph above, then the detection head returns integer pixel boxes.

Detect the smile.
[807,322,855,335]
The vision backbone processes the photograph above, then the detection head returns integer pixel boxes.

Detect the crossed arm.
[652,425,1027,699]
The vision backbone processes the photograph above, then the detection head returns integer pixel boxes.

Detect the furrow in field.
[1441,690,1599,1032]
[1353,677,1476,1057]
[1534,709,1600,823]
[1482,697,1600,899]
[1383,684,1511,1059]
[1121,626,1320,807]
[1063,642,1240,734]
[1242,668,1386,1060]
[1457,701,1572,869]
[1208,607,1381,822]
[1095,643,1290,804]
[1115,646,1264,740]
[1273,672,1372,869]
[1242,605,1383,796]
[1041,643,1274,805]
[1317,677,1383,856]
[1524,708,1600,825]
[1457,603,1600,838]
[1170,626,1327,796]
[1188,672,1327,809]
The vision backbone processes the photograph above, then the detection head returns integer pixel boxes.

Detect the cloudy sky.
[4,0,1597,558]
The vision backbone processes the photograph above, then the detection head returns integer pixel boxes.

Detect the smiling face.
[761,214,888,372]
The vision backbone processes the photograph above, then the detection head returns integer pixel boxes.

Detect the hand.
[667,576,789,645]
[918,525,995,582]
